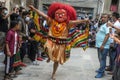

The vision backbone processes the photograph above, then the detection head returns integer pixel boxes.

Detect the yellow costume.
[31,2,89,65]
[44,19,69,64]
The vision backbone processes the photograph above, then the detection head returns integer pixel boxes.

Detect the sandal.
[10,74,17,78]
[3,78,13,80]
[3,75,13,80]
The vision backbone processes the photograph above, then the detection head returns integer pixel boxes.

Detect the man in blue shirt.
[95,14,111,78]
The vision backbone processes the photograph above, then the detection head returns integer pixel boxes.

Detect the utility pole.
[96,0,99,15]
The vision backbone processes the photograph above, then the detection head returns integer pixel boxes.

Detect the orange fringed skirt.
[44,39,66,64]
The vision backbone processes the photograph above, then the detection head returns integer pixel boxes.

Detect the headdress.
[47,2,77,22]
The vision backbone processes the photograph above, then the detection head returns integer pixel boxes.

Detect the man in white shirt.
[106,12,120,74]
[112,12,120,33]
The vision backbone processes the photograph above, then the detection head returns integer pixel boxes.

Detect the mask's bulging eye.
[62,13,65,16]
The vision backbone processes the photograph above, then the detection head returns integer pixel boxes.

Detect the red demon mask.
[55,9,67,23]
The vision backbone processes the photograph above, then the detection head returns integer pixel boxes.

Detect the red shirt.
[5,29,19,56]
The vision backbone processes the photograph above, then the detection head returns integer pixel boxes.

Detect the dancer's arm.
[69,19,89,25]
[29,5,49,20]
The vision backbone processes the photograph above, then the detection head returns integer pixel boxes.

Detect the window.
[110,0,119,12]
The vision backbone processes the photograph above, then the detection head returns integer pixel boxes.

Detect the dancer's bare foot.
[51,74,56,80]
[46,58,50,63]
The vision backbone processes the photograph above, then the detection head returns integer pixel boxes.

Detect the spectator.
[27,15,40,64]
[106,12,120,74]
[95,14,111,78]
[106,28,117,74]
[4,21,20,80]
[19,11,30,62]
[112,12,120,34]
[110,33,120,80]
[0,7,12,33]
[10,7,26,33]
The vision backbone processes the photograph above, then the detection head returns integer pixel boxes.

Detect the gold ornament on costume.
[51,21,66,37]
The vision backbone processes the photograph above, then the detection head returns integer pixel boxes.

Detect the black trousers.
[4,55,14,75]
[28,41,38,61]
[20,42,28,62]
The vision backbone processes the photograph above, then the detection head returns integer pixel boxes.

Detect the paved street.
[0,48,112,80]
[0,52,5,80]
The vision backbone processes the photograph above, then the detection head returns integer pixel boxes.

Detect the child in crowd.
[4,21,22,80]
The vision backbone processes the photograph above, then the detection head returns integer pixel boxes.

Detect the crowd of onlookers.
[95,12,120,80]
[0,1,120,80]
[77,12,120,80]
[0,2,46,80]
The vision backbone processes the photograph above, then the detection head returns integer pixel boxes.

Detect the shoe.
[95,69,100,73]
[105,67,112,71]
[95,73,104,78]
[107,72,113,75]
[32,61,37,65]
[37,57,43,61]
[4,75,13,80]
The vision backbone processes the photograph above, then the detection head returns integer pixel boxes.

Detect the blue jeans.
[97,48,109,73]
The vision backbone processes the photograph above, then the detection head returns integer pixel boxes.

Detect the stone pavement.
[0,48,112,80]
[0,51,5,80]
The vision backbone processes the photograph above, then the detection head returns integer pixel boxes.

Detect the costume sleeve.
[68,24,75,29]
